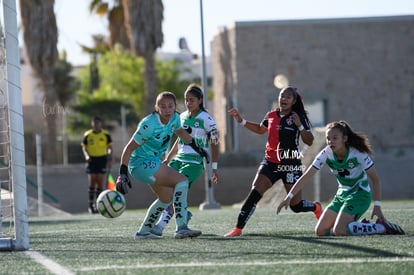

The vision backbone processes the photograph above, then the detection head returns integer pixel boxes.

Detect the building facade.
[211,16,414,200]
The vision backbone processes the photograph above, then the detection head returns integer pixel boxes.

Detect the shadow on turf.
[214,233,410,258]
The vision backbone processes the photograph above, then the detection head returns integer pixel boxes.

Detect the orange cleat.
[224,227,242,237]
[313,201,322,220]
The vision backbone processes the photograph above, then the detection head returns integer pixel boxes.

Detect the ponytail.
[327,120,372,155]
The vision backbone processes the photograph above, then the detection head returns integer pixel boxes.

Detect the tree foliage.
[69,45,189,133]
[88,0,129,49]
[54,51,79,107]
[19,0,59,164]
[122,0,164,114]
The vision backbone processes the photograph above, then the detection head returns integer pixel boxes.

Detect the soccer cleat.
[224,227,242,237]
[134,231,163,240]
[313,201,322,220]
[174,226,202,239]
[376,219,405,235]
[150,225,163,237]
[88,204,98,214]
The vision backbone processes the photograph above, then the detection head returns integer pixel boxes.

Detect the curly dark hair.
[280,86,311,126]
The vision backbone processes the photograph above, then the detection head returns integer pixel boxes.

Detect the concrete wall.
[25,160,414,214]
[25,164,258,214]
[212,16,414,196]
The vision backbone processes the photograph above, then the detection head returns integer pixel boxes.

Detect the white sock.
[156,204,173,230]
[348,221,385,236]
[173,180,189,229]
[139,199,170,233]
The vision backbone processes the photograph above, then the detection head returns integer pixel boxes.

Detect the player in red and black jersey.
[224,86,322,237]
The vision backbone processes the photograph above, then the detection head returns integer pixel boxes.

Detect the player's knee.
[315,228,324,236]
[314,218,334,236]
[315,226,330,236]
[332,226,347,236]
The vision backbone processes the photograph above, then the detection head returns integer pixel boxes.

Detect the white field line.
[25,250,75,275]
[78,257,414,272]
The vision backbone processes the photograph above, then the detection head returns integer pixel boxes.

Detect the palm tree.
[80,34,111,92]
[19,0,59,164]
[54,51,79,165]
[88,0,130,50]
[122,0,164,114]
[54,51,79,108]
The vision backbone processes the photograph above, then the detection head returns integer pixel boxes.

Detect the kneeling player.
[277,120,404,236]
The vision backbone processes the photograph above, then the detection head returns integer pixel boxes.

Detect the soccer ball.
[96,190,126,218]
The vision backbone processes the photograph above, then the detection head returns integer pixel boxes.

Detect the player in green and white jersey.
[277,120,404,236]
[152,84,220,236]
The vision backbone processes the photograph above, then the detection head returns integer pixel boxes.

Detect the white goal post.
[0,0,29,251]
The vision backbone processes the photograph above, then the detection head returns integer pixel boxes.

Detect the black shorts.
[258,159,303,185]
[86,156,108,174]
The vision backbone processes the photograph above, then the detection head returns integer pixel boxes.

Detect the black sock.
[88,188,96,206]
[96,188,103,200]
[236,189,262,229]
[290,200,315,213]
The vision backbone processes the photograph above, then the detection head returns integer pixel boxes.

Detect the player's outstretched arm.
[228,108,266,134]
[276,166,318,214]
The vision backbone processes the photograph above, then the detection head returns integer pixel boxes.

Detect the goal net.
[0,0,29,251]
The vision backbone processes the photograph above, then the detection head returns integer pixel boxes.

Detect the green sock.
[173,180,189,229]
[139,199,170,233]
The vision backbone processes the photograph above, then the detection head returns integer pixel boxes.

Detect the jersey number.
[161,135,171,147]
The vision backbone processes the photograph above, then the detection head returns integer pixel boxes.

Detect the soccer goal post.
[0,0,29,251]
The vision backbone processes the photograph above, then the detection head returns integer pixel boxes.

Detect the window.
[305,99,326,127]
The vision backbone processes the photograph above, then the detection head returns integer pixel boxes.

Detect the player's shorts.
[86,156,108,174]
[258,159,303,185]
[168,159,204,188]
[129,158,161,184]
[327,187,372,220]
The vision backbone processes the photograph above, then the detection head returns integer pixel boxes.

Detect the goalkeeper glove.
[116,164,132,194]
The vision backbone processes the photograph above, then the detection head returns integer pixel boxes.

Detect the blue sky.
[53,0,414,66]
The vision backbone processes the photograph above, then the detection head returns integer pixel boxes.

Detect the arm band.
[298,125,305,131]
[374,201,381,206]
[212,162,218,170]
[241,119,247,126]
[287,192,294,199]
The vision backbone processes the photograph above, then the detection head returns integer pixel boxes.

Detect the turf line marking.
[25,251,74,275]
[79,257,414,271]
